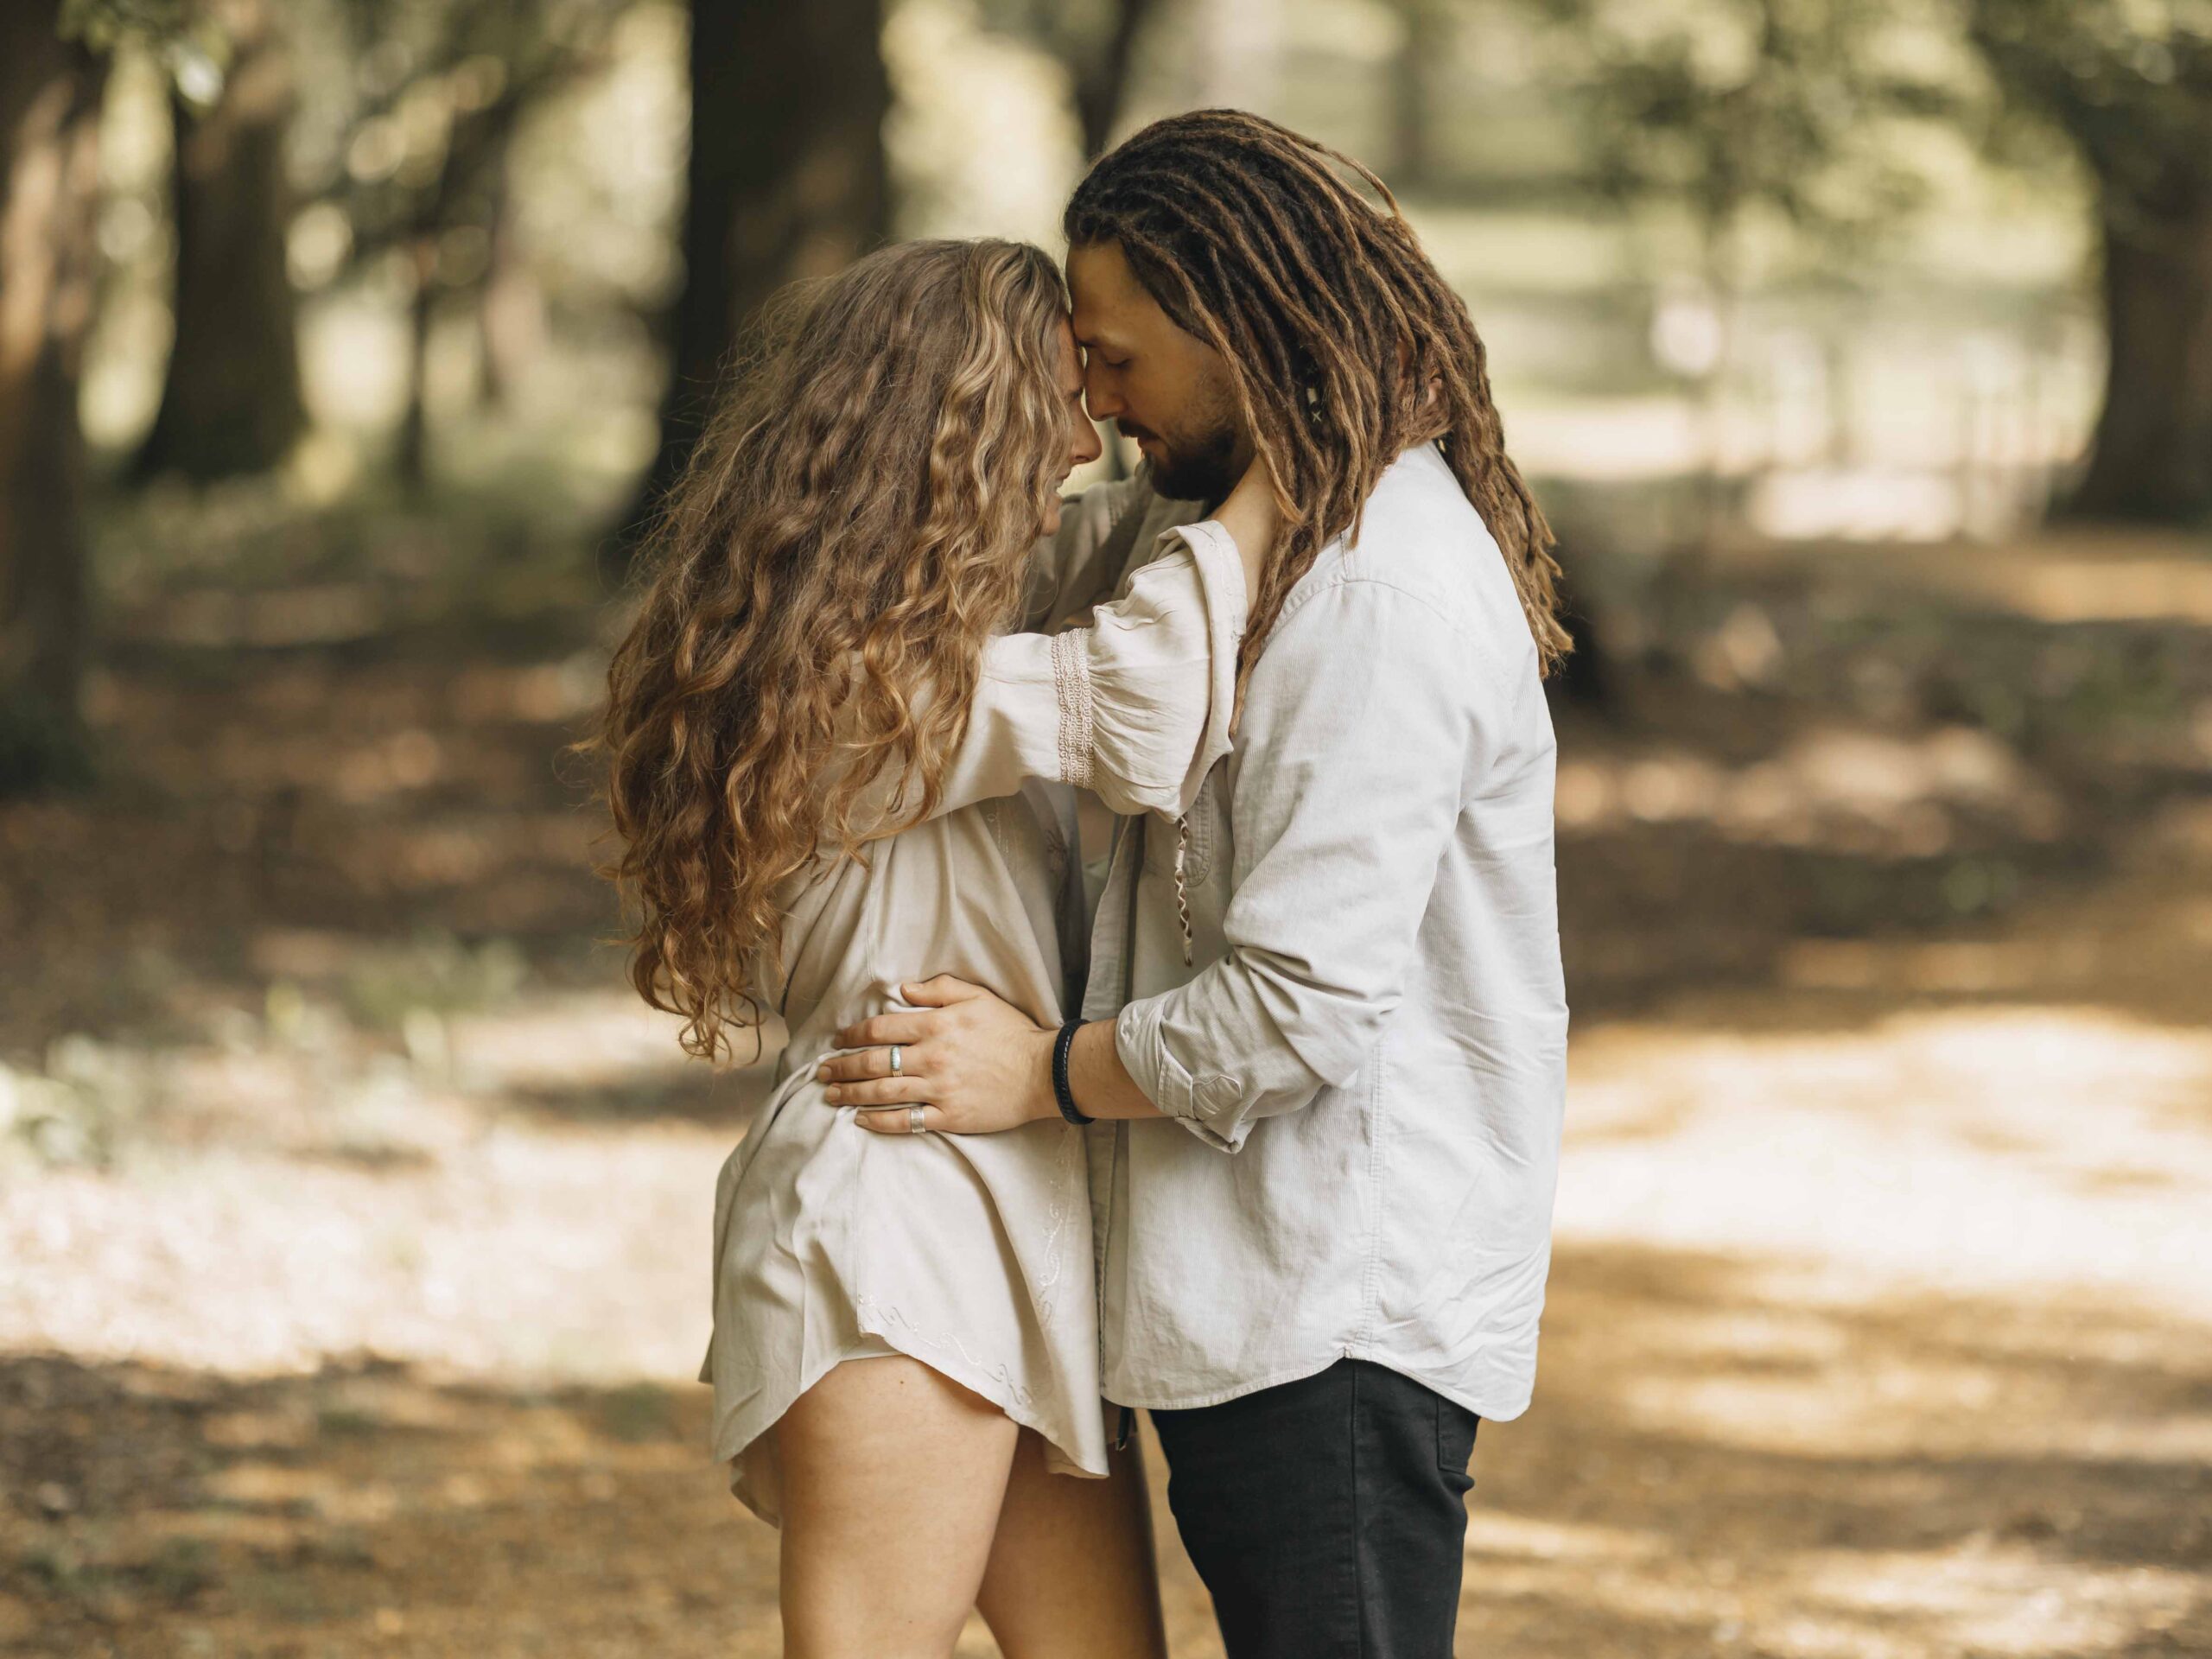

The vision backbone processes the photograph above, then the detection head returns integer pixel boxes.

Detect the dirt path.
[3,515,2209,1655]
[7,863,2207,1657]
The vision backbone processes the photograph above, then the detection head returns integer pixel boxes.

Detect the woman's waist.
[781,957,1065,1051]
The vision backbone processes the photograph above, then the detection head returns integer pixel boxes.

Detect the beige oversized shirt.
[697,520,1247,1522]
[1035,445,1570,1422]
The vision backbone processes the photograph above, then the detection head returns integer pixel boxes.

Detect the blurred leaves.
[1518,0,2212,251]
[57,0,188,49]
[1965,0,2212,223]
[303,0,631,261]
[1520,0,1967,260]
[0,1036,148,1170]
[60,0,230,105]
[338,931,530,1033]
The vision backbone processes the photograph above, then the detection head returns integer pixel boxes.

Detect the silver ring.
[907,1105,928,1135]
[888,1044,903,1077]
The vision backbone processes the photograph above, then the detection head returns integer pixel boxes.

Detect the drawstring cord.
[1173,813,1193,966]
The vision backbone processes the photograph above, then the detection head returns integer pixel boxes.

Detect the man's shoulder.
[1297,446,1515,623]
[1258,444,1541,709]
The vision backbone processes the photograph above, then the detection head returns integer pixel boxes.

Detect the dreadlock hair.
[1063,108,1571,687]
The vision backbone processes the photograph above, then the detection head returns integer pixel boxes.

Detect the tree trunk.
[132,0,307,482]
[396,238,439,491]
[614,0,890,559]
[2068,195,2212,523]
[1390,0,1446,190]
[0,2,103,794]
[474,150,543,410]
[1071,0,1160,162]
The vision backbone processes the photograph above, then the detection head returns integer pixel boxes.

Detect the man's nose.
[1083,365,1122,422]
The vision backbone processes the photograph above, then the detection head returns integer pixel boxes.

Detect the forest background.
[3,2,2210,1655]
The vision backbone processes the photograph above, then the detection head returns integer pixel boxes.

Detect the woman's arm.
[929,454,1280,820]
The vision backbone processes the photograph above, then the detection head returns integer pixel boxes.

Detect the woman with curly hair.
[595,237,1274,1656]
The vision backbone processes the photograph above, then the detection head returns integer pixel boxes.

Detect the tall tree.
[389,73,531,489]
[620,0,891,552]
[1967,3,2212,523]
[132,0,308,482]
[0,1,105,792]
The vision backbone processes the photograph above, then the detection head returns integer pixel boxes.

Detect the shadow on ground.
[6,501,2212,1656]
[3,1243,2207,1658]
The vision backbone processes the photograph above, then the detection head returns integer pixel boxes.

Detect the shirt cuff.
[1115,995,1252,1154]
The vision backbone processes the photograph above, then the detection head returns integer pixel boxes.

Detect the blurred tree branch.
[1389,0,1454,189]
[310,0,632,488]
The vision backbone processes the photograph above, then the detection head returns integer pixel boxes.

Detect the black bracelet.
[1052,1020,1093,1125]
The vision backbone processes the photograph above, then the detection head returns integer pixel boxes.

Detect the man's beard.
[1121,398,1242,505]
[1146,422,1241,505]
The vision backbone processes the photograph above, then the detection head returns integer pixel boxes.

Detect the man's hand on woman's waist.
[817,976,1162,1135]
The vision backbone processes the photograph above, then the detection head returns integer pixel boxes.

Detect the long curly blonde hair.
[595,238,1073,1061]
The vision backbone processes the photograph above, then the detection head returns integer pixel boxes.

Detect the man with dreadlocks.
[817,110,1572,1654]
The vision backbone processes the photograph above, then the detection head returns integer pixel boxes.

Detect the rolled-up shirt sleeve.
[1115,576,1492,1153]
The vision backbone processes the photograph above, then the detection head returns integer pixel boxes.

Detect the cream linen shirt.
[1035,443,1570,1422]
[697,519,1249,1523]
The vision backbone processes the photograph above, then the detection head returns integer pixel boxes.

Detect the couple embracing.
[598,111,1573,1658]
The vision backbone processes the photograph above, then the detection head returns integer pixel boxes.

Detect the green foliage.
[57,0,188,49]
[338,930,530,1030]
[297,0,632,273]
[58,0,230,106]
[1965,1,2212,216]
[1521,0,1965,257]
[1520,0,2212,245]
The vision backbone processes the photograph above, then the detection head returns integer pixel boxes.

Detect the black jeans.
[1148,1358,1480,1658]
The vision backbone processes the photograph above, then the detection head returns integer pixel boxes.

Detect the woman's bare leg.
[775,1356,1021,1659]
[975,1429,1169,1659]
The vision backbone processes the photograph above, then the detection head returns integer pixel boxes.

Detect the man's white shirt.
[1033,443,1569,1421]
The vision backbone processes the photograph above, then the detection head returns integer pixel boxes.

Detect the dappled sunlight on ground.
[1468,1243,2212,1657]
[4,507,2209,1653]
[1561,1001,2212,1320]
[0,987,777,1383]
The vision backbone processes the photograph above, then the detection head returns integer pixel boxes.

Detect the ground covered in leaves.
[3,490,2209,1656]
